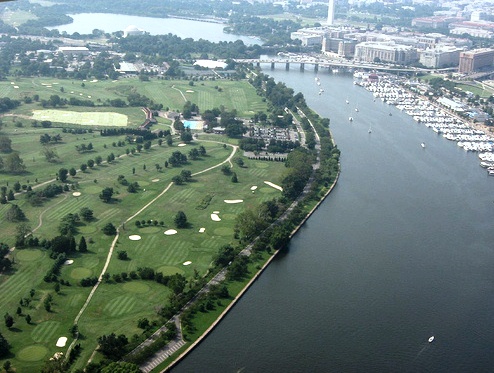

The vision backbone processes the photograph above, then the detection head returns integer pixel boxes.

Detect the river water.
[49,13,261,45]
[172,67,494,372]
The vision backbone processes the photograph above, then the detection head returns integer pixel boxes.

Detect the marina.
[355,75,494,174]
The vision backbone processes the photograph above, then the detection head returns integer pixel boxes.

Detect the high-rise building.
[458,48,494,73]
[327,0,335,26]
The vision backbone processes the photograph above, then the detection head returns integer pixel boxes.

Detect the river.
[49,13,261,45]
[172,67,494,372]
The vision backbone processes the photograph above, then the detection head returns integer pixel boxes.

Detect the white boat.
[349,117,353,122]
[421,142,426,148]
[346,99,349,104]
[355,107,359,112]
[428,336,434,343]
[368,126,372,133]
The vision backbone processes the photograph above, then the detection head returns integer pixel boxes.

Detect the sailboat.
[345,98,349,104]
[355,105,359,112]
[368,125,372,133]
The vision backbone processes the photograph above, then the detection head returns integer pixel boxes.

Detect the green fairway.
[0,75,281,372]
[32,109,128,127]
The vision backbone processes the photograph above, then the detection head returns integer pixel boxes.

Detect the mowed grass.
[32,110,128,127]
[0,76,277,371]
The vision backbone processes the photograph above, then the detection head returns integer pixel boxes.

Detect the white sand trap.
[183,261,192,266]
[64,259,74,265]
[129,235,141,241]
[10,82,15,84]
[152,178,159,182]
[79,93,83,96]
[72,192,81,197]
[164,229,178,235]
[186,90,194,93]
[211,213,221,221]
[46,85,52,88]
[213,211,219,214]
[264,181,283,191]
[91,79,98,83]
[250,185,258,190]
[56,337,67,347]
[13,86,19,89]
[87,95,91,98]
[70,91,74,93]
[199,227,205,233]
[178,143,187,147]
[52,82,59,85]
[224,199,243,204]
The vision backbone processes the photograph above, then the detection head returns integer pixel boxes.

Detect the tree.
[78,236,88,253]
[95,155,102,165]
[0,136,12,153]
[58,168,69,182]
[4,313,14,329]
[41,147,59,162]
[137,318,150,329]
[0,332,9,358]
[5,204,26,222]
[69,167,77,177]
[58,213,80,235]
[25,314,31,324]
[102,222,117,236]
[97,333,129,360]
[79,207,94,221]
[101,362,141,373]
[180,130,193,143]
[117,250,128,260]
[4,153,25,174]
[80,163,87,172]
[87,159,95,168]
[174,211,188,228]
[231,172,238,183]
[180,169,192,181]
[99,187,114,203]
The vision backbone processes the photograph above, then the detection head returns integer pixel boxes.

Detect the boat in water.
[346,99,349,104]
[428,336,435,343]
[349,116,353,122]
[421,142,426,148]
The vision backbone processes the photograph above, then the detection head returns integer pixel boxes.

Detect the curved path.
[67,140,238,363]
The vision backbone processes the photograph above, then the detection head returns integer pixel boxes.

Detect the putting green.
[156,265,184,276]
[78,225,97,234]
[122,281,150,294]
[221,213,237,221]
[214,227,234,236]
[84,185,103,194]
[18,345,48,362]
[16,249,43,261]
[255,162,269,169]
[32,109,128,127]
[70,267,92,280]
[140,226,161,233]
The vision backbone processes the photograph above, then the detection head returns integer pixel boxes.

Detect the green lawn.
[0,74,281,371]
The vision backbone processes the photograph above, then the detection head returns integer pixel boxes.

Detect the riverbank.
[162,159,341,373]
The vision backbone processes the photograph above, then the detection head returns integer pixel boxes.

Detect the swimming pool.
[183,120,202,130]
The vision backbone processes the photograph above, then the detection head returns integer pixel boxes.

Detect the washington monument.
[327,0,335,25]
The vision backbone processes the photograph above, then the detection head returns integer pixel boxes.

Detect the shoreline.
[162,160,340,372]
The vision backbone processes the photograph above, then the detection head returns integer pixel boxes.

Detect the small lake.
[49,13,262,45]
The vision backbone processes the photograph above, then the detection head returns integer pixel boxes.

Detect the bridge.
[233,58,456,74]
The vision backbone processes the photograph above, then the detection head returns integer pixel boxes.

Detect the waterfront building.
[123,25,144,38]
[290,31,323,46]
[57,46,90,56]
[419,45,462,68]
[458,48,494,73]
[354,42,418,65]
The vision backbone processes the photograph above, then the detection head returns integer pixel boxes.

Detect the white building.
[57,47,90,56]
[419,45,462,68]
[354,42,418,65]
[123,25,144,38]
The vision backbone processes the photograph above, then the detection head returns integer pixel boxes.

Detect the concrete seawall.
[163,166,340,372]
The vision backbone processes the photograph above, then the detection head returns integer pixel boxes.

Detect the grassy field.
[0,9,38,26]
[0,76,281,371]
[32,110,128,127]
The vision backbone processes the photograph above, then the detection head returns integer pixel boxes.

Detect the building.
[458,48,494,73]
[354,42,418,65]
[57,47,90,56]
[123,25,144,37]
[411,16,459,29]
[419,46,462,68]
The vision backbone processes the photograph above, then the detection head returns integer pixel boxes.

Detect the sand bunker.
[56,337,67,347]
[72,192,81,197]
[152,178,159,182]
[64,259,74,265]
[13,86,19,89]
[10,82,14,84]
[164,229,178,235]
[178,143,187,147]
[213,211,219,214]
[211,213,221,222]
[129,235,141,241]
[264,181,283,191]
[224,199,243,204]
[183,261,192,266]
[199,227,205,233]
[186,90,194,93]
[250,186,258,190]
